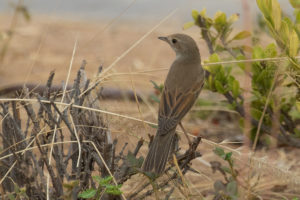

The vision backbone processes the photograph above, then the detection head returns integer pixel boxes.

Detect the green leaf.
[289,29,299,57]
[205,53,221,74]
[283,16,293,28]
[208,75,215,90]
[183,21,195,30]
[213,147,225,158]
[225,152,233,161]
[150,94,160,103]
[264,43,277,57]
[231,31,251,40]
[215,80,225,94]
[106,189,122,195]
[252,46,264,59]
[279,20,290,44]
[199,8,207,17]
[99,176,113,186]
[236,55,246,70]
[228,13,239,24]
[78,189,97,199]
[148,123,158,129]
[150,80,160,90]
[251,108,263,121]
[106,185,123,195]
[214,11,226,24]
[93,175,102,183]
[232,80,240,98]
[215,68,226,83]
[226,181,238,196]
[257,0,272,23]
[256,0,264,13]
[192,10,199,21]
[228,76,234,87]
[295,10,300,23]
[224,65,232,76]
[209,53,220,62]
[256,0,265,14]
[150,80,163,96]
[214,11,227,32]
[271,0,282,31]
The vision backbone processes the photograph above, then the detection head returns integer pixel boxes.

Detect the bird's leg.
[179,122,192,146]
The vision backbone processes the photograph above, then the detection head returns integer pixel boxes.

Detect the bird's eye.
[172,39,177,44]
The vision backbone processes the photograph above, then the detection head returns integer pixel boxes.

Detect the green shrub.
[184,0,300,148]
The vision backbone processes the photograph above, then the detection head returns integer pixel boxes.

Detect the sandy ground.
[0,15,299,199]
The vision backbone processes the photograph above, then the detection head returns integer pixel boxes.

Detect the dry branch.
[0,61,204,199]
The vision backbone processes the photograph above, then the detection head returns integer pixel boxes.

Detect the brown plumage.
[142,33,205,174]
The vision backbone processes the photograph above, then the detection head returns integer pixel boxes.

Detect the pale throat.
[175,51,200,63]
[175,53,183,60]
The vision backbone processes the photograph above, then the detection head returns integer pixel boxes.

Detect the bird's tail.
[142,129,176,174]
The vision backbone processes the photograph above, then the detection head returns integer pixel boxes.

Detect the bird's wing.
[157,80,204,135]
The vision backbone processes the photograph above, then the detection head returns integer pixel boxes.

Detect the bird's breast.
[165,61,203,92]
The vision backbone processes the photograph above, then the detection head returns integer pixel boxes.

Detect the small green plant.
[149,80,164,103]
[184,8,251,56]
[78,176,122,199]
[63,180,80,199]
[184,0,300,148]
[6,182,29,200]
[211,147,239,200]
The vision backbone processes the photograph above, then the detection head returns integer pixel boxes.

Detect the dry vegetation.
[0,1,300,200]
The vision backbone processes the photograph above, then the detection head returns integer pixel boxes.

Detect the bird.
[142,33,205,174]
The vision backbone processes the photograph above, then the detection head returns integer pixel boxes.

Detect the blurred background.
[0,0,293,89]
[0,0,293,21]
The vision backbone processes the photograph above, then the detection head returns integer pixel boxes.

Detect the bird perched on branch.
[142,33,205,174]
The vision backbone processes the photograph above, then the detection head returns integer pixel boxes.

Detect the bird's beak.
[158,36,168,42]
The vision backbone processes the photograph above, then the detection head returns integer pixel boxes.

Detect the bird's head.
[158,33,200,60]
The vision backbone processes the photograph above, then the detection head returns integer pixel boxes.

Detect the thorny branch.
[0,61,204,199]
